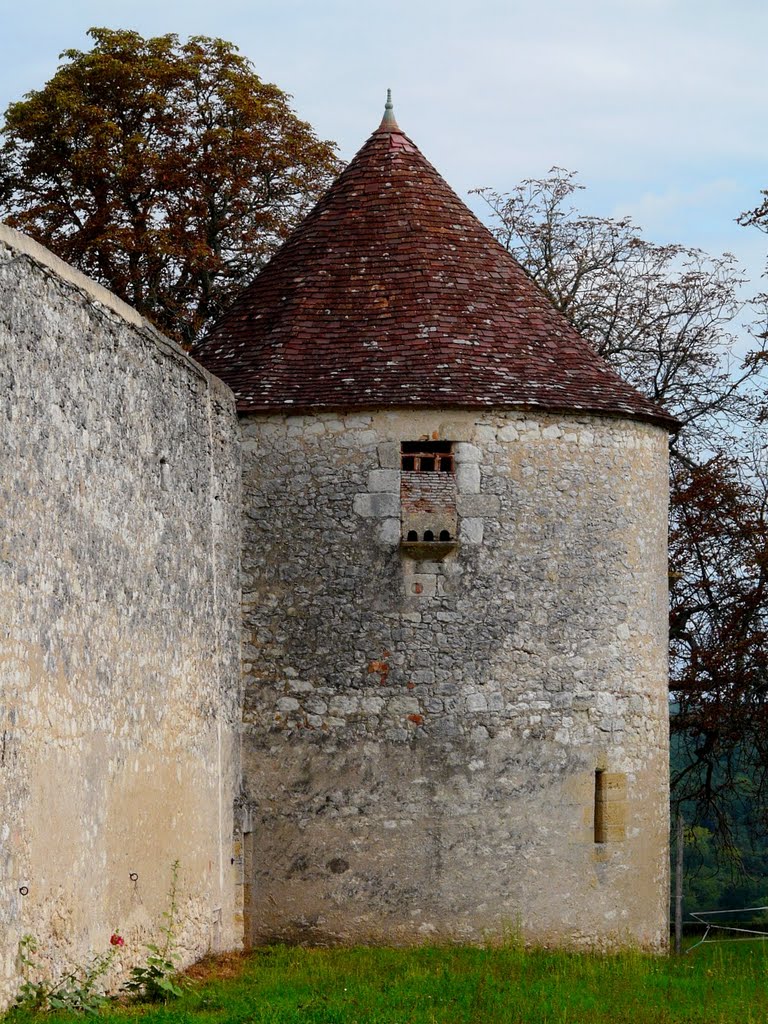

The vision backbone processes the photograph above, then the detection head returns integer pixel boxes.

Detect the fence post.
[674,813,684,954]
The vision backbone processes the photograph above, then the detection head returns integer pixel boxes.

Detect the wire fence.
[684,906,768,952]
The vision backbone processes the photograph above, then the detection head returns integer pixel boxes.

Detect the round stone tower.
[196,95,676,950]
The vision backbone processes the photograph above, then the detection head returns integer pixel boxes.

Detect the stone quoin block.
[459,517,485,545]
[367,469,400,493]
[353,492,400,518]
[377,442,401,469]
[453,442,482,464]
[455,463,481,493]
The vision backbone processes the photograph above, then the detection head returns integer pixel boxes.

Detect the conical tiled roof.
[195,102,677,429]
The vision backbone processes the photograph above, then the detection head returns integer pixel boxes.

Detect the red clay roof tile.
[195,112,677,430]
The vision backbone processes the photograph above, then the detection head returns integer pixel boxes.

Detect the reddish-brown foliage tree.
[670,457,768,841]
[0,28,341,344]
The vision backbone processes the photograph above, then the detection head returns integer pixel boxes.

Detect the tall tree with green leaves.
[0,28,341,344]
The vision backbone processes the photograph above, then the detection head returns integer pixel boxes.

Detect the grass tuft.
[5,941,768,1023]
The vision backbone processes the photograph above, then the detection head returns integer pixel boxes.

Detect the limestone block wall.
[240,407,670,950]
[0,226,241,1007]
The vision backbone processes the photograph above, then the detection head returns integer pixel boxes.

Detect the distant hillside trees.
[477,171,768,845]
[0,28,341,345]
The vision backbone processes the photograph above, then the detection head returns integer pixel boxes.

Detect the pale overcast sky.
[1,0,766,291]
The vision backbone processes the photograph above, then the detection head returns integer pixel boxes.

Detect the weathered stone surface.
[455,463,481,494]
[376,518,402,546]
[239,408,669,951]
[459,517,485,545]
[377,442,402,469]
[367,469,400,493]
[0,227,242,1007]
[456,493,501,517]
[453,442,482,464]
[353,492,400,518]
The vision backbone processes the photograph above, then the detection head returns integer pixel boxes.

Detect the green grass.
[7,941,768,1024]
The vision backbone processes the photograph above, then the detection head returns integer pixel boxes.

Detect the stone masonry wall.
[0,226,241,1007]
[240,407,670,950]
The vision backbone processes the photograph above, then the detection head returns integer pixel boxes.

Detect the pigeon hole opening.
[401,441,453,473]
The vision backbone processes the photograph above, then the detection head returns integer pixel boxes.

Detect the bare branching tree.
[476,169,768,846]
[475,171,763,452]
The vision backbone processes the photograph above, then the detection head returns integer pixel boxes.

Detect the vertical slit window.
[594,770,606,844]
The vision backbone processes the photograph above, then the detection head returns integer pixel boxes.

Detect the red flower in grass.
[110,933,125,947]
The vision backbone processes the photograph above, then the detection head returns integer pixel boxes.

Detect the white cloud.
[614,180,742,229]
[1,0,767,286]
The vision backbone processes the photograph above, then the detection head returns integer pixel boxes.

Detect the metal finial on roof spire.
[379,88,400,130]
